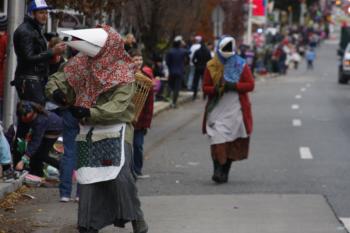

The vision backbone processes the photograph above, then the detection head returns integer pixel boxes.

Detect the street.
[2,39,350,233]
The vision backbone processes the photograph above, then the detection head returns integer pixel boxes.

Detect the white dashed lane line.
[300,147,313,160]
[291,104,300,110]
[292,119,302,127]
[301,87,306,92]
[295,95,302,99]
[340,218,350,231]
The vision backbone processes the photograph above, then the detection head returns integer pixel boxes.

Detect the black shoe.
[212,160,226,184]
[222,160,232,183]
[132,219,148,233]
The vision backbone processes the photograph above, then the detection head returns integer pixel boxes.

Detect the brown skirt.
[211,137,250,165]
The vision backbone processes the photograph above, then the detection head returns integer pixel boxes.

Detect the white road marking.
[295,95,302,99]
[292,119,302,127]
[300,147,313,160]
[306,83,311,88]
[188,162,199,166]
[340,218,350,231]
[291,104,300,110]
[301,88,306,92]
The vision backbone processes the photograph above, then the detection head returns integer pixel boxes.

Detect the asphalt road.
[2,39,350,233]
[140,39,350,216]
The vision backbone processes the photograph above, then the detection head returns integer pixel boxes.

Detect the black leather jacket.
[14,16,53,78]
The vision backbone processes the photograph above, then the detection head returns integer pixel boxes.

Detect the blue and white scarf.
[216,37,246,83]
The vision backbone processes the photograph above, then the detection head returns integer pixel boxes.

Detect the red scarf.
[64,25,135,108]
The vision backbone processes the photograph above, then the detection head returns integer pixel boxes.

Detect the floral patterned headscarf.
[64,25,135,108]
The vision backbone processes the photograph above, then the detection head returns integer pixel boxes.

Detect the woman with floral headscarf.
[45,25,148,233]
[202,36,255,184]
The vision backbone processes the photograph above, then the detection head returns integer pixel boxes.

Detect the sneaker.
[60,197,70,203]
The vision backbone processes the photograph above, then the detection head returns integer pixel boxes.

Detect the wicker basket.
[132,72,153,121]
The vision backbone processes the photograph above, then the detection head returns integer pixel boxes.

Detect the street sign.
[212,5,225,39]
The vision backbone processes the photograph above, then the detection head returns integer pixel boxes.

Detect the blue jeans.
[133,129,145,175]
[59,110,79,198]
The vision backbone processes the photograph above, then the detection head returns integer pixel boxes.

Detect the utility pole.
[212,5,225,45]
[247,0,253,45]
[3,0,25,129]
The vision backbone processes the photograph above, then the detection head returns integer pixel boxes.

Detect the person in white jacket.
[187,35,202,89]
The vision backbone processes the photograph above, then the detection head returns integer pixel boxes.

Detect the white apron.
[206,92,248,145]
[76,123,126,184]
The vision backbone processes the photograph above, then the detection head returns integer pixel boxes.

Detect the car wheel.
[338,68,349,84]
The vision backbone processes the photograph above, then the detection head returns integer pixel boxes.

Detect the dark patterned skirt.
[78,142,144,230]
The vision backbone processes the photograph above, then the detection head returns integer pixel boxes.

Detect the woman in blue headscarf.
[202,36,255,183]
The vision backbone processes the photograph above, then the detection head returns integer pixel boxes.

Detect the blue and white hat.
[28,0,52,13]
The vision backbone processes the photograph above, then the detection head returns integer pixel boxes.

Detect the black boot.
[212,160,225,184]
[132,219,148,233]
[222,160,232,183]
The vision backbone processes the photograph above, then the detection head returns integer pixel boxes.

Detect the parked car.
[338,43,350,84]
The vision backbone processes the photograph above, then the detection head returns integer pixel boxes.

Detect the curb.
[153,92,193,117]
[0,173,27,200]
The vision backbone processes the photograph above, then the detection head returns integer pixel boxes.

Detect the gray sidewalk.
[31,194,347,233]
[0,172,27,201]
[153,91,193,117]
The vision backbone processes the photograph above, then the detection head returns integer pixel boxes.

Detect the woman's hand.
[224,82,236,92]
[69,106,91,119]
[16,155,30,170]
[15,161,24,171]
